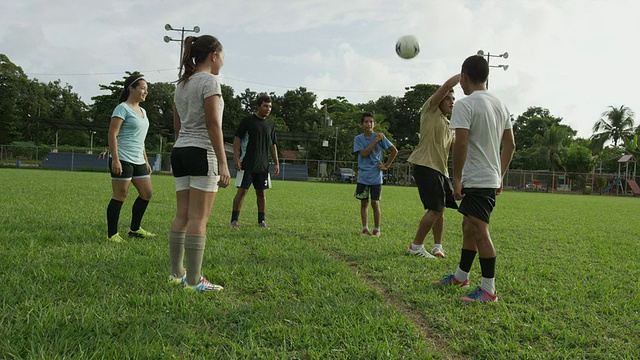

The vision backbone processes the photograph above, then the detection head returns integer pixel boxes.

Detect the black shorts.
[171,147,218,177]
[239,171,270,190]
[354,183,382,201]
[458,188,496,224]
[413,165,457,211]
[109,158,149,180]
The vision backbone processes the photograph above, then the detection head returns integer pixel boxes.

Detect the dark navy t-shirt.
[235,114,277,173]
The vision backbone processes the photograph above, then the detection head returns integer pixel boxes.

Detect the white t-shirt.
[173,72,224,150]
[449,90,511,188]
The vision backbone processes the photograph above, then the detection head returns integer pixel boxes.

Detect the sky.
[1,0,639,139]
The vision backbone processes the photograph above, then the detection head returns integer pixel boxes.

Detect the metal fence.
[2,144,638,196]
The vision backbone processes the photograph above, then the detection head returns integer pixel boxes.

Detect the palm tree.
[535,125,572,190]
[591,105,635,147]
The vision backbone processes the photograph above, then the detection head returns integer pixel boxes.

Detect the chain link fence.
[2,144,638,196]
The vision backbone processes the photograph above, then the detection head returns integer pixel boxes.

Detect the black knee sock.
[107,199,124,237]
[258,212,265,223]
[459,249,478,273]
[130,197,149,231]
[231,211,240,222]
[479,257,496,279]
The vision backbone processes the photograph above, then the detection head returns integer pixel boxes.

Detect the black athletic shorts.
[171,146,218,177]
[413,165,457,211]
[458,188,496,224]
[354,183,382,201]
[239,171,270,190]
[109,158,149,180]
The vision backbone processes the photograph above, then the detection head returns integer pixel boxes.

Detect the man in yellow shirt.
[407,74,460,259]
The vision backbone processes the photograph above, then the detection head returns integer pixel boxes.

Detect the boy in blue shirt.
[353,112,398,236]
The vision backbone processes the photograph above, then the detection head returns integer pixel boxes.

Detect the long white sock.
[481,277,496,295]
[411,243,424,250]
[454,268,469,282]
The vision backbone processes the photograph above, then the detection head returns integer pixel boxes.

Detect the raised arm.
[359,133,384,157]
[426,74,461,110]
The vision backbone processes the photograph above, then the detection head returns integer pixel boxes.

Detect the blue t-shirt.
[111,103,149,165]
[353,132,393,185]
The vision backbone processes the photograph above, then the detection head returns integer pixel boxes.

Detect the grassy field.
[0,168,638,359]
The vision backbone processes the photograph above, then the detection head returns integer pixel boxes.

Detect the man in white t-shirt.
[432,55,515,303]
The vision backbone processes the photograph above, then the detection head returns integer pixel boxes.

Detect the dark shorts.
[171,147,218,177]
[354,183,382,201]
[413,165,457,211]
[239,171,270,190]
[109,158,149,180]
[458,188,496,224]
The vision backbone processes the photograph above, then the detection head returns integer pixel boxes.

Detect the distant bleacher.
[42,152,109,171]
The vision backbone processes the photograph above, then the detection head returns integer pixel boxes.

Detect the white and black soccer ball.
[395,35,420,59]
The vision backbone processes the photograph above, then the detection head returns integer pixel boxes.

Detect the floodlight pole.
[164,24,201,79]
[477,50,509,90]
[333,127,339,173]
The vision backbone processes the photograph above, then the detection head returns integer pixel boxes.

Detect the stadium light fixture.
[477,49,510,89]
[164,24,201,78]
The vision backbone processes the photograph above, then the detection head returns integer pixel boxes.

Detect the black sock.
[130,197,149,231]
[258,212,265,223]
[479,257,496,279]
[231,211,240,222]
[107,199,124,237]
[459,249,477,273]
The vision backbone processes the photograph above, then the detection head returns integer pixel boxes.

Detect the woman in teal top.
[106,74,155,243]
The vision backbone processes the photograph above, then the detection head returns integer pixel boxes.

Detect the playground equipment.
[601,176,622,194]
[618,154,637,195]
[602,154,638,195]
[627,179,640,196]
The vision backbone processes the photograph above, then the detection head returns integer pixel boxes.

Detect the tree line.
[1,54,639,174]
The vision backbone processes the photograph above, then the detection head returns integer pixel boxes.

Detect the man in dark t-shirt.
[230,94,280,229]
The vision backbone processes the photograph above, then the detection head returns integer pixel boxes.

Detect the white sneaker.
[407,244,436,258]
[432,245,445,258]
[185,276,223,292]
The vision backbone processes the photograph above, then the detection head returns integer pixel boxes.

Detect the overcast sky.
[1,0,638,138]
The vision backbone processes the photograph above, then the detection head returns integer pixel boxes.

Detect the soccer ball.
[395,35,420,59]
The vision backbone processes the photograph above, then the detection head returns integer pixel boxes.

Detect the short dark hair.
[461,55,489,84]
[256,94,272,106]
[360,111,375,124]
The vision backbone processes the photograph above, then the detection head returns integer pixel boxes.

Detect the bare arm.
[108,117,124,175]
[359,133,384,157]
[204,95,230,188]
[452,128,469,199]
[233,136,242,170]
[172,104,181,140]
[426,74,461,110]
[270,144,280,176]
[143,148,152,174]
[500,128,516,180]
[378,145,398,170]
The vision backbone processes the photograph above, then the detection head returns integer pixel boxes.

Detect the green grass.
[0,169,638,359]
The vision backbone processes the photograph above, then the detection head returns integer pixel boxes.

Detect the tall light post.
[164,24,200,78]
[90,131,96,153]
[323,106,339,173]
[333,126,339,172]
[477,50,509,89]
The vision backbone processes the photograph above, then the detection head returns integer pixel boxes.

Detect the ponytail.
[178,36,198,84]
[177,35,223,84]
